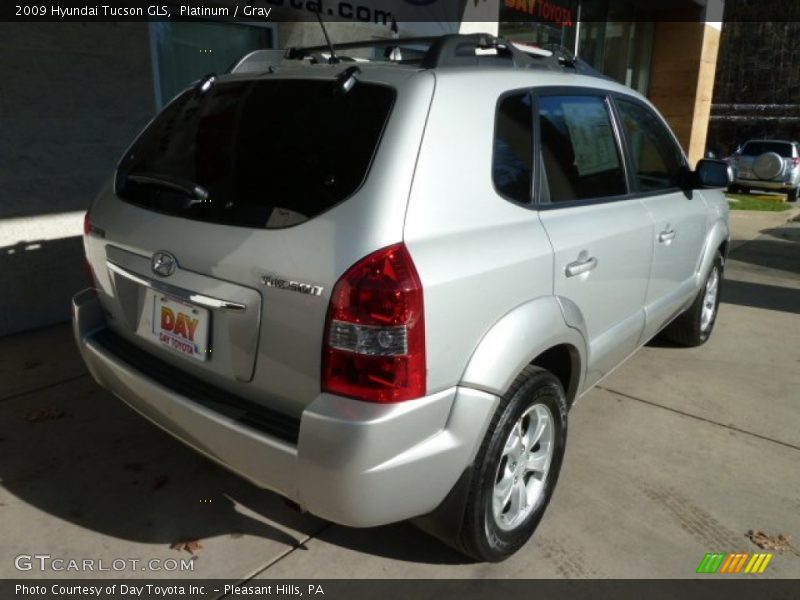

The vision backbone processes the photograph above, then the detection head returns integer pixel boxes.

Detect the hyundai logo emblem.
[151,251,178,277]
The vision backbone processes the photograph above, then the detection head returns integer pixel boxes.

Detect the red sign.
[503,0,576,27]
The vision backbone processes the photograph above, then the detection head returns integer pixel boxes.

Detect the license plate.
[150,293,210,362]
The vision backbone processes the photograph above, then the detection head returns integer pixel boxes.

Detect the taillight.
[322,243,425,403]
[792,157,800,167]
[83,210,92,236]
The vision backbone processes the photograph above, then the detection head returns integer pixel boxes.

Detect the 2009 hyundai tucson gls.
[73,34,731,561]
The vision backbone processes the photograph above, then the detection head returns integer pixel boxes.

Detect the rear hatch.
[85,68,433,418]
[735,141,795,181]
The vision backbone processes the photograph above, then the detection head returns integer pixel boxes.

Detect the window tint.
[116,79,395,229]
[741,141,793,157]
[538,95,626,203]
[493,92,533,203]
[617,99,685,191]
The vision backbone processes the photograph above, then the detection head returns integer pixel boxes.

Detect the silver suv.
[73,35,731,562]
[729,139,800,202]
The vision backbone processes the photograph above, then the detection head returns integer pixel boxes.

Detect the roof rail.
[538,43,610,79]
[282,34,608,77]
[283,36,440,61]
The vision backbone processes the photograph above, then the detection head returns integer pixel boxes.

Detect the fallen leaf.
[23,360,43,370]
[24,407,66,423]
[746,530,793,553]
[229,531,243,539]
[152,475,169,491]
[170,538,203,554]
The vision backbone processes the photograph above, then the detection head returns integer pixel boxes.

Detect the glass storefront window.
[578,21,653,95]
[499,21,577,52]
[152,21,275,107]
[499,0,654,96]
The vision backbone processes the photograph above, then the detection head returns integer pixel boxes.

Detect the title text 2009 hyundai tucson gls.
[73,35,731,561]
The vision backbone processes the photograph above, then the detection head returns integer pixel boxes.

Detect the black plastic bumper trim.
[91,328,300,445]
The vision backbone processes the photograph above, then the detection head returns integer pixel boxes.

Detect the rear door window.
[116,79,395,228]
[537,95,627,204]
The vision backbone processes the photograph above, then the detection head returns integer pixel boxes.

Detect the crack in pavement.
[0,372,88,404]
[598,385,800,453]
[217,522,334,599]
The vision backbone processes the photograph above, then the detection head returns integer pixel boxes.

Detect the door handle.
[106,261,247,312]
[659,228,677,243]
[565,255,598,278]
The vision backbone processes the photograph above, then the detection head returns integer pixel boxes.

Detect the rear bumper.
[72,289,498,527]
[733,178,795,191]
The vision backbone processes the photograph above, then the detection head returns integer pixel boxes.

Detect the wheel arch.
[529,343,581,408]
[696,219,730,287]
[460,296,586,408]
[718,238,729,260]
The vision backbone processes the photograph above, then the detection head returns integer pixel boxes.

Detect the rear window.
[741,142,793,157]
[116,78,395,228]
[493,92,534,204]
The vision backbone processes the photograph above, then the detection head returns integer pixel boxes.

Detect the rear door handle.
[565,255,598,278]
[659,228,677,243]
[106,261,247,312]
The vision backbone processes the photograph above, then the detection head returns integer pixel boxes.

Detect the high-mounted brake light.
[83,210,96,284]
[83,210,93,236]
[322,243,425,403]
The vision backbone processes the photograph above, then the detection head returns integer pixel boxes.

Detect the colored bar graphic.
[697,553,727,574]
[719,554,736,573]
[758,554,773,573]
[697,552,773,574]
[719,553,749,573]
[744,554,759,573]
[733,553,749,573]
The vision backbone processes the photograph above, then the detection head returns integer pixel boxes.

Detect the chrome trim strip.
[106,261,247,312]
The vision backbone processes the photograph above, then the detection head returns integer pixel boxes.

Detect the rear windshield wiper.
[126,172,209,204]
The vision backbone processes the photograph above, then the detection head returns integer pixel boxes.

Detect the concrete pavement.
[0,212,798,581]
[728,205,800,251]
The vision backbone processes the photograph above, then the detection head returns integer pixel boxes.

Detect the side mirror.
[695,159,732,188]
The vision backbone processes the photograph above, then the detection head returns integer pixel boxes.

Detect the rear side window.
[538,95,626,203]
[741,141,793,157]
[616,99,685,192]
[116,79,395,228]
[493,92,534,204]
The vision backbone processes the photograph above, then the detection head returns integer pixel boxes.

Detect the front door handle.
[659,227,677,243]
[565,254,598,278]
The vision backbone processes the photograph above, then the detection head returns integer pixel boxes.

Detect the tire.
[727,184,740,194]
[753,152,784,180]
[458,366,568,562]
[788,188,798,203]
[662,252,723,347]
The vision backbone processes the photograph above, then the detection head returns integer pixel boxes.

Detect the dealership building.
[1,0,724,335]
